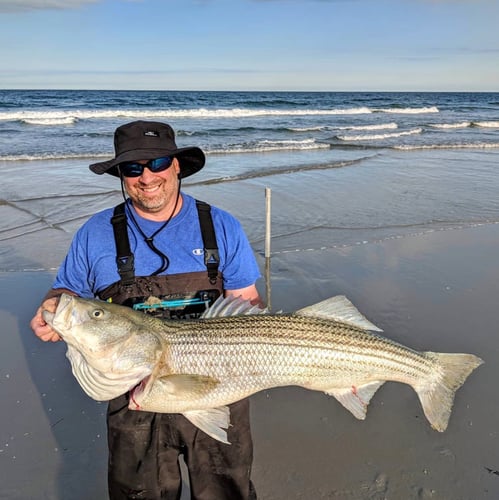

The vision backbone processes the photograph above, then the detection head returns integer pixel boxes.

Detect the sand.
[1,223,498,499]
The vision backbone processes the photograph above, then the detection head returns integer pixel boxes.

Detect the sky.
[0,0,498,91]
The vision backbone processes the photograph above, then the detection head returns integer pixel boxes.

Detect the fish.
[42,293,483,443]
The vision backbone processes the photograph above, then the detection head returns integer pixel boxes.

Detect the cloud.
[0,0,100,13]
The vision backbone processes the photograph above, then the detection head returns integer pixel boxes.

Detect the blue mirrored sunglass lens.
[149,156,173,171]
[120,156,174,177]
[120,164,143,176]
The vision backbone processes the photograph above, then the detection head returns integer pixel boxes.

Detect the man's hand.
[30,297,61,342]
[225,284,264,308]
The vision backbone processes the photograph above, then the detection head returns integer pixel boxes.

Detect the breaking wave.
[428,121,499,129]
[207,139,331,154]
[20,117,79,126]
[373,106,439,114]
[0,139,331,161]
[0,152,111,161]
[475,121,499,128]
[0,106,442,124]
[428,122,471,129]
[336,123,398,131]
[394,142,499,150]
[337,128,422,141]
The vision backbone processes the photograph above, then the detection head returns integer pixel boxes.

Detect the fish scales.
[43,293,483,443]
[140,314,441,416]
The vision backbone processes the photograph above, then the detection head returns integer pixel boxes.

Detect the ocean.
[1,89,499,272]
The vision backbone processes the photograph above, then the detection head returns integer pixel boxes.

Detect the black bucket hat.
[89,120,205,178]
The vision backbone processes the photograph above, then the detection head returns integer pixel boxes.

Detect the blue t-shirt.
[52,194,261,298]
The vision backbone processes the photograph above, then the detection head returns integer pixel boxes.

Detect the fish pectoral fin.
[326,381,385,420]
[157,374,220,397]
[295,295,383,332]
[183,407,231,444]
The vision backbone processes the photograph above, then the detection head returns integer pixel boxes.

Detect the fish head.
[42,293,158,372]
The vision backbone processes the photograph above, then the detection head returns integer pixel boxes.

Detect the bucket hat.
[89,120,205,178]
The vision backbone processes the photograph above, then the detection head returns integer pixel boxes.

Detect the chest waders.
[104,200,256,500]
[99,200,223,318]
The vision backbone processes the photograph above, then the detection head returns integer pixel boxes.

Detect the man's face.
[122,158,181,216]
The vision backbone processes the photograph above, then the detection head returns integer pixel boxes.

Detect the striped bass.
[42,293,483,443]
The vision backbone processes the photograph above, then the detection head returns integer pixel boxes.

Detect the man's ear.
[173,157,181,177]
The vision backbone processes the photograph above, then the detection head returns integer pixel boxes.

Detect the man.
[30,120,262,500]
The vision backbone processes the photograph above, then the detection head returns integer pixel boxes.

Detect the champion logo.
[144,131,159,137]
[192,248,204,256]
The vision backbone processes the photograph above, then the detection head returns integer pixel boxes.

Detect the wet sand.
[1,223,498,499]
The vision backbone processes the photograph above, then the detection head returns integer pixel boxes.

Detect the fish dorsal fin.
[295,295,383,332]
[201,295,268,319]
[182,407,231,444]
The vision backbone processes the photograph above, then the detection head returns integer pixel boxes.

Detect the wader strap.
[195,200,220,285]
[111,203,135,286]
[110,200,219,287]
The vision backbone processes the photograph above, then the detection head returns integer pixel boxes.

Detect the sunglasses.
[119,156,174,177]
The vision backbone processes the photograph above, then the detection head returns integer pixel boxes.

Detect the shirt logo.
[193,248,203,256]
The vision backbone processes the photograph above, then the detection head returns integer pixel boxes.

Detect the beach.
[1,221,498,499]
[1,90,499,499]
[251,224,498,500]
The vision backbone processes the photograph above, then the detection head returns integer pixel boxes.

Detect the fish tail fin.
[416,352,483,432]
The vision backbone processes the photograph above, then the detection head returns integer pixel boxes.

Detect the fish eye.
[92,309,105,319]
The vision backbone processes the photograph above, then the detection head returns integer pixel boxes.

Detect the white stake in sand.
[265,187,272,310]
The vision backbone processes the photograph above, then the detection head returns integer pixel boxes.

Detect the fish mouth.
[42,309,55,326]
[42,293,73,333]
[57,293,74,312]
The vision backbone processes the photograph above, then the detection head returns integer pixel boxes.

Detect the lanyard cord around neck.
[120,178,182,276]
